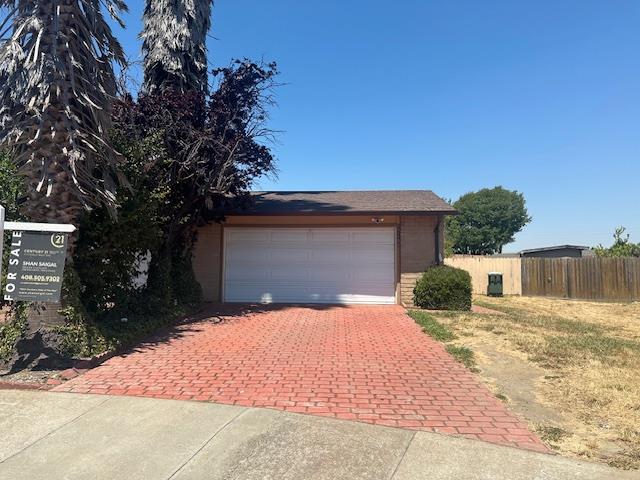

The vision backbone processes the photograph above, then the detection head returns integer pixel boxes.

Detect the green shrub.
[413,265,472,311]
[0,304,28,362]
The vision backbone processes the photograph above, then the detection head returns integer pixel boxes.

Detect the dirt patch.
[0,368,60,387]
[464,337,562,424]
[432,296,640,471]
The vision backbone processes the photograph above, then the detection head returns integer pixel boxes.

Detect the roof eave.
[225,210,458,217]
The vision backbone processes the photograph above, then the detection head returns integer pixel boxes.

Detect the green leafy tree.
[593,227,640,258]
[447,186,531,255]
[109,60,278,313]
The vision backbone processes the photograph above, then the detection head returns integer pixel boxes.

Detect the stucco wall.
[192,215,443,304]
[192,223,223,302]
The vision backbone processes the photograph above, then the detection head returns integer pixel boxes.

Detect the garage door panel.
[309,248,351,263]
[225,247,269,263]
[225,265,271,281]
[224,228,396,304]
[270,230,309,243]
[307,267,351,282]
[223,283,307,303]
[352,267,395,283]
[343,284,396,296]
[309,230,351,243]
[351,247,394,263]
[307,286,378,299]
[351,230,395,244]
[270,248,309,263]
[270,266,308,281]
[225,287,395,305]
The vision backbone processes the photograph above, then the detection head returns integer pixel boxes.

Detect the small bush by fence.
[413,265,472,311]
[521,257,640,302]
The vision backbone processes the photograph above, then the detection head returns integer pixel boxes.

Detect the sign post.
[0,204,4,283]
[0,204,75,304]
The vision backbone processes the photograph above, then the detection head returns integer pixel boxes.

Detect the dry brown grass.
[432,296,640,470]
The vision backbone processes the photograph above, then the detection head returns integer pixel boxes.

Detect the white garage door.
[223,227,396,304]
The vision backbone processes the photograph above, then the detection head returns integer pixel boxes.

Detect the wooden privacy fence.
[444,255,522,295]
[521,257,640,302]
[445,255,640,301]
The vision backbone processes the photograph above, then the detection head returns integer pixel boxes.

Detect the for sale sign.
[3,231,68,303]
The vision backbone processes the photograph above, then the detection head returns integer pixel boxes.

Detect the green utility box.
[488,272,503,296]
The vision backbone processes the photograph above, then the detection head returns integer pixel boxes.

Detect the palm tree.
[0,0,128,226]
[141,0,212,95]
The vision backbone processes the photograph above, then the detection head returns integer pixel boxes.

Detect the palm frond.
[0,0,128,222]
[141,0,212,95]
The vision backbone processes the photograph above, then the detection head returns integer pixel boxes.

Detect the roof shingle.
[230,190,456,215]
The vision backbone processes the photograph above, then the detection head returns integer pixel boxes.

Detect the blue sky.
[112,1,639,251]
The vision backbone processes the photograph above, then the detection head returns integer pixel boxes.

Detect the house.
[192,190,457,306]
[519,245,595,259]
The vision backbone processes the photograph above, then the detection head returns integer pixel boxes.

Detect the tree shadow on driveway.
[113,302,345,358]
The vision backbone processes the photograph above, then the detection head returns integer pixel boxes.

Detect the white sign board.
[1,204,76,304]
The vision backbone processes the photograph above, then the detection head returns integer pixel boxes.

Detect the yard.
[411,296,640,470]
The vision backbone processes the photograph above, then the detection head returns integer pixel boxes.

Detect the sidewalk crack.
[389,431,416,480]
[167,408,249,479]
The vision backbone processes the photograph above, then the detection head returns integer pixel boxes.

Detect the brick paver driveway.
[53,305,546,452]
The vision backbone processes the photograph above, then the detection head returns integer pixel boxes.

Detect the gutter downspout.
[435,215,443,265]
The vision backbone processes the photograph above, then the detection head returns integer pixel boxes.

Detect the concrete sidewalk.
[0,390,632,480]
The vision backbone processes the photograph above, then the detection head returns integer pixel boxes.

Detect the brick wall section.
[399,215,441,307]
[192,223,222,302]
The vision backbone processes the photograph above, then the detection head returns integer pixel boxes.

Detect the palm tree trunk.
[1,0,127,371]
[15,154,82,371]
